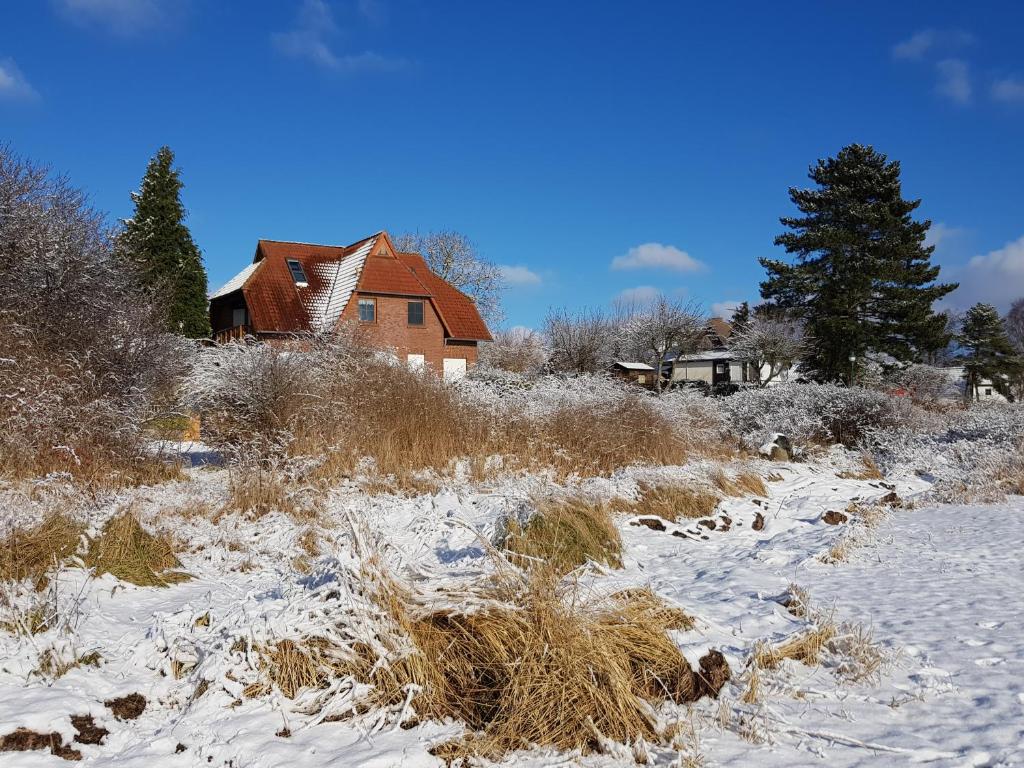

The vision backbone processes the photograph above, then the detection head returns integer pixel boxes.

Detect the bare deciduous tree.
[614,295,705,392]
[728,316,807,387]
[544,307,612,374]
[394,230,504,325]
[478,327,549,374]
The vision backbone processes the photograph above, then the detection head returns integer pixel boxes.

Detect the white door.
[443,357,467,381]
[407,353,425,371]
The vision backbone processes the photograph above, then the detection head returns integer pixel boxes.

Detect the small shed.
[611,361,656,388]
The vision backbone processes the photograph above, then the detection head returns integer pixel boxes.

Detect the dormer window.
[287,259,308,286]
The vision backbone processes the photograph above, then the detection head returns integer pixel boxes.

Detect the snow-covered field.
[1,454,1021,767]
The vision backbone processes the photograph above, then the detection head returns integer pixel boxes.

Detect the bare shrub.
[544,307,614,373]
[0,146,189,484]
[724,383,912,449]
[477,327,548,374]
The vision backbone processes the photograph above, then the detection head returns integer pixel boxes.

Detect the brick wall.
[339,292,478,372]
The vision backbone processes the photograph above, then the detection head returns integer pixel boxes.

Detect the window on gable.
[358,298,376,322]
[287,259,308,285]
[407,300,424,326]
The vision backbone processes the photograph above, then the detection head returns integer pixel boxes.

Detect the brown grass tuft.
[634,483,720,522]
[84,512,190,587]
[709,468,767,498]
[0,513,83,589]
[503,497,623,575]
[837,452,884,481]
[349,568,728,761]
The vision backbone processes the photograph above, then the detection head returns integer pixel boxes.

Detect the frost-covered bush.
[0,147,189,481]
[477,328,548,375]
[722,383,912,449]
[868,402,1024,501]
[886,363,961,408]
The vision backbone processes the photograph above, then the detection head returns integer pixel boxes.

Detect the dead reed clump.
[84,512,190,587]
[503,497,623,575]
[837,452,885,481]
[709,468,767,498]
[748,619,838,673]
[220,465,320,522]
[634,483,720,523]
[245,639,333,699]
[0,513,84,589]
[350,567,730,762]
[538,399,689,477]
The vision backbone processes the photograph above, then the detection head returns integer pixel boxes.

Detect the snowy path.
[812,502,1024,767]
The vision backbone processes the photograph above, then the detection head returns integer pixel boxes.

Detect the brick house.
[208,231,492,378]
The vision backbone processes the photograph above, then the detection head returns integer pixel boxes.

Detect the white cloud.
[610,243,706,273]
[936,59,971,105]
[951,235,1024,310]
[500,264,541,286]
[925,222,967,252]
[273,0,406,73]
[710,300,742,319]
[892,28,974,60]
[55,0,171,35]
[992,76,1024,104]
[616,286,661,305]
[0,58,39,101]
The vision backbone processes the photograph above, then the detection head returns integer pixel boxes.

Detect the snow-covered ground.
[0,457,1021,767]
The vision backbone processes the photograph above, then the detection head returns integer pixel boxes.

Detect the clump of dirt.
[0,728,81,761]
[105,692,146,720]
[71,715,108,745]
[822,510,848,525]
[631,517,667,531]
[752,512,766,531]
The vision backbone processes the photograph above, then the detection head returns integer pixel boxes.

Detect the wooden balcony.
[213,324,251,344]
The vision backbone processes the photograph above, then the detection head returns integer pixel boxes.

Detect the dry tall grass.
[84,512,189,587]
[633,483,721,522]
[709,468,767,497]
[503,497,623,575]
[346,567,729,761]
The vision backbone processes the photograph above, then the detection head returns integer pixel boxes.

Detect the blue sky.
[3,1,1024,329]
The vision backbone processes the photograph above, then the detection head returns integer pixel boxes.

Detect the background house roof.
[397,252,492,341]
[210,232,491,340]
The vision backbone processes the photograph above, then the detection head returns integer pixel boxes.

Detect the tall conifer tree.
[760,144,956,382]
[121,147,210,338]
[958,303,1020,399]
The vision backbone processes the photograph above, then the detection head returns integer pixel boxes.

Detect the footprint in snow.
[976,621,1003,630]
[974,657,1005,667]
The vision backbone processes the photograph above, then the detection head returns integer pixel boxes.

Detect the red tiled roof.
[397,252,492,341]
[210,233,492,341]
[357,253,431,297]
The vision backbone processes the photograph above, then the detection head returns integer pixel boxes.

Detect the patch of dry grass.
[709,468,767,498]
[349,567,729,762]
[633,483,720,522]
[0,513,83,589]
[84,512,190,587]
[837,452,884,481]
[503,497,623,575]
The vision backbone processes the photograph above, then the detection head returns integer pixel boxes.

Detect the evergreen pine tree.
[730,301,750,334]
[760,144,956,383]
[121,147,210,338]
[958,303,1020,400]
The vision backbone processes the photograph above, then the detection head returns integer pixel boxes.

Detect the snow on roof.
[675,350,733,362]
[306,235,376,331]
[614,361,655,371]
[209,261,260,300]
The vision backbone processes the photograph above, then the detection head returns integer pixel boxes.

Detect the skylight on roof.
[287,259,308,286]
